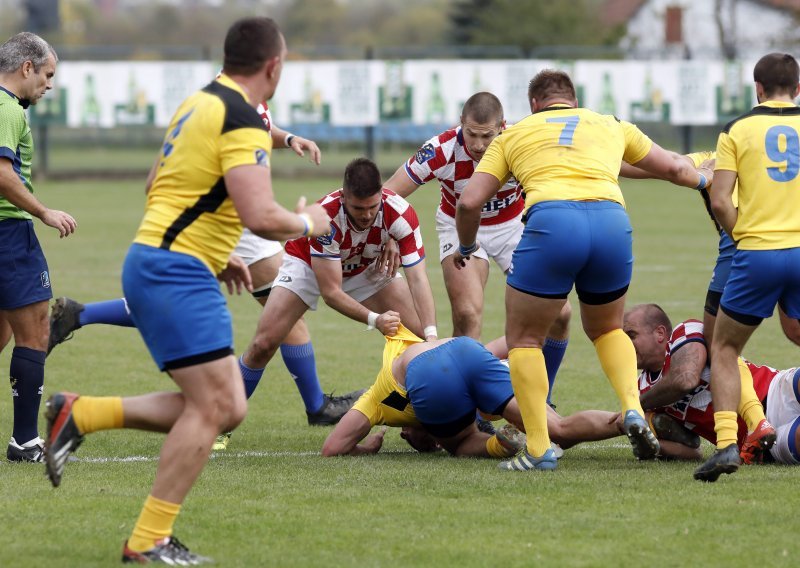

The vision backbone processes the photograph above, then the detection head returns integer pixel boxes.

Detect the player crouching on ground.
[322,325,624,463]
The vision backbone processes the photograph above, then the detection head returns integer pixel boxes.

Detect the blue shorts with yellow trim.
[122,243,233,371]
[405,337,513,438]
[507,201,633,300]
[721,247,800,321]
[708,231,735,293]
[0,219,52,310]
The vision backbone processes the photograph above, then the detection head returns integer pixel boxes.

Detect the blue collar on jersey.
[0,85,29,108]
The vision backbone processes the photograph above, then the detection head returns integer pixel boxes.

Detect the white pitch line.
[72,443,635,463]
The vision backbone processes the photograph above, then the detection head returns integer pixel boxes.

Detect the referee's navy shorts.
[0,219,52,309]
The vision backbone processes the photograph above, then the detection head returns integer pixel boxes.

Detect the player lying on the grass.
[620,152,800,349]
[46,131,371,436]
[383,92,569,406]
[623,304,800,469]
[322,325,624,460]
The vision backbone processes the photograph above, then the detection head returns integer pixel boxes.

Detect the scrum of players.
[36,25,800,486]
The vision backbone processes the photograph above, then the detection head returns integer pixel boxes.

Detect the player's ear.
[265,55,281,81]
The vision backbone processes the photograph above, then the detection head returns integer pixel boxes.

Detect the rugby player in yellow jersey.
[42,18,331,564]
[321,326,624,458]
[696,53,800,482]
[620,155,777,461]
[455,69,710,471]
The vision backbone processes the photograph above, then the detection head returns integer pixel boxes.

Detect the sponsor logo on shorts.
[41,271,50,288]
[255,148,270,167]
[278,275,292,283]
[442,243,453,253]
[415,143,435,164]
[508,261,514,274]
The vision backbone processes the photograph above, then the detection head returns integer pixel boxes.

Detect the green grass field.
[1,174,798,567]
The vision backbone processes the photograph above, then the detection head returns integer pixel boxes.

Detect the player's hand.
[289,136,321,166]
[360,426,387,454]
[697,159,715,189]
[376,310,401,336]
[218,253,252,295]
[452,244,479,270]
[40,208,77,238]
[295,199,332,238]
[374,238,400,277]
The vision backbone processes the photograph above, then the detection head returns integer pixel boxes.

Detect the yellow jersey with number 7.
[475,105,653,212]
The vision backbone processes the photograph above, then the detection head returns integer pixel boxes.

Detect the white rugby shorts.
[273,255,401,310]
[233,228,283,266]
[435,209,523,274]
[766,367,800,465]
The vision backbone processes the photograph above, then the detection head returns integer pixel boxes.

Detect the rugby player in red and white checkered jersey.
[624,304,799,466]
[384,92,570,404]
[238,157,438,407]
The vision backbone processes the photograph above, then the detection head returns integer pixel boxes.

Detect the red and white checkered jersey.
[403,126,524,225]
[638,319,777,446]
[257,101,272,132]
[284,188,425,278]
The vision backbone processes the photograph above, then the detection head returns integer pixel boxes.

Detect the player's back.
[479,106,652,210]
[717,101,800,249]
[135,75,271,274]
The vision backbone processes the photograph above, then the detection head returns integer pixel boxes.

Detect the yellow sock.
[486,435,515,458]
[736,359,765,431]
[508,348,550,457]
[594,329,644,416]
[714,410,739,449]
[72,396,124,434]
[127,495,182,553]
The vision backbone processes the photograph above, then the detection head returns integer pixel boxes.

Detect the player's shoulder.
[201,80,266,133]
[382,188,413,215]
[722,104,800,134]
[669,319,706,347]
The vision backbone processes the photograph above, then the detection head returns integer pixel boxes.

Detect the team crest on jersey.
[255,148,270,168]
[40,271,50,288]
[316,225,337,246]
[415,143,435,164]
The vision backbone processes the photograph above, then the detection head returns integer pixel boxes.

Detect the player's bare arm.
[272,124,321,165]
[709,169,738,238]
[640,342,707,410]
[226,164,330,240]
[402,259,438,340]
[383,164,422,199]
[631,143,713,190]
[0,157,76,237]
[453,171,502,268]
[311,256,400,335]
[619,153,698,181]
[321,409,384,456]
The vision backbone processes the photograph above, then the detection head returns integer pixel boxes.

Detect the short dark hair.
[528,69,576,103]
[636,303,673,332]
[343,158,382,199]
[223,17,283,76]
[461,92,503,126]
[754,53,800,98]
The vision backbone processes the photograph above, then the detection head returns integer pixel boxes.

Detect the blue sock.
[79,298,135,327]
[543,337,568,405]
[9,346,46,443]
[280,342,325,413]
[239,356,265,399]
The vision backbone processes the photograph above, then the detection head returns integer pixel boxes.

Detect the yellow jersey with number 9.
[715,101,800,250]
[476,105,653,212]
[134,74,272,274]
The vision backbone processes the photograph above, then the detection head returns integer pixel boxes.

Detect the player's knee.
[781,318,800,347]
[249,330,281,361]
[218,390,247,432]
[452,308,482,338]
[549,303,572,338]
